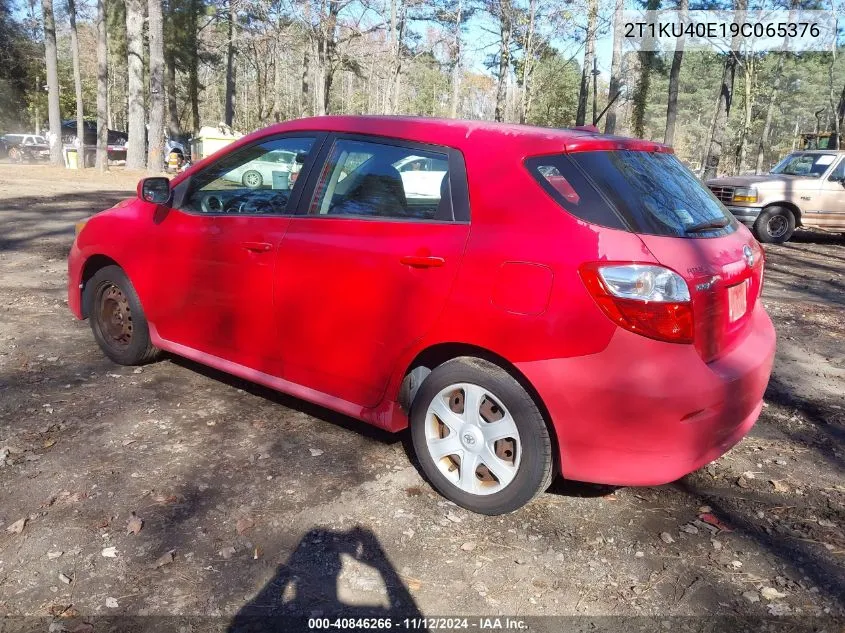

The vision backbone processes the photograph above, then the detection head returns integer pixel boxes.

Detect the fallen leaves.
[126,513,143,535]
[6,517,26,534]
[236,516,255,535]
[761,587,787,600]
[154,549,176,568]
[698,512,733,532]
[771,479,790,493]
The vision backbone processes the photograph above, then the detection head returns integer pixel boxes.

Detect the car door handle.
[242,241,273,252]
[400,255,445,268]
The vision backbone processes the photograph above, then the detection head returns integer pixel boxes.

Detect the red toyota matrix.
[68,117,775,514]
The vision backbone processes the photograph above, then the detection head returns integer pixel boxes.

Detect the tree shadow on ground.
[226,526,426,632]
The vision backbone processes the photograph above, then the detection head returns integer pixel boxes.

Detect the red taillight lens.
[579,263,694,344]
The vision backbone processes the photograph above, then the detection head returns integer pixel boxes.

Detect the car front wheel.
[410,358,553,515]
[85,265,160,366]
[753,206,795,244]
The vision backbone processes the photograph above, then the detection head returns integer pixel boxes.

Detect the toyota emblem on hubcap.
[743,245,754,267]
[463,433,476,446]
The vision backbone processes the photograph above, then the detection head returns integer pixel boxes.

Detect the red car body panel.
[68,116,776,486]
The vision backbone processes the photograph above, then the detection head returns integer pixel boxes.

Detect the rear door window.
[308,139,454,221]
[528,151,735,238]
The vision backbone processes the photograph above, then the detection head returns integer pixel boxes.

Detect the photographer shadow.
[227,526,426,632]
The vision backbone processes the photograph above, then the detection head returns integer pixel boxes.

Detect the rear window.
[527,151,735,238]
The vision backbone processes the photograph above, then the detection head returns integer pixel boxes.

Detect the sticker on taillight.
[728,280,749,322]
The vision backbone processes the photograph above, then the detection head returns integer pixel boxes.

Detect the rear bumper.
[726,205,762,226]
[517,305,775,486]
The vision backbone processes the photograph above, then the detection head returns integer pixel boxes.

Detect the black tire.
[242,170,263,189]
[753,206,795,244]
[410,357,553,515]
[85,265,160,365]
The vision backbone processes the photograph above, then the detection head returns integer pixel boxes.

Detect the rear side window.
[527,158,625,230]
[528,151,735,237]
[309,139,454,221]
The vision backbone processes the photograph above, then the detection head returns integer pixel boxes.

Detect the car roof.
[176,116,673,185]
[791,149,845,154]
[255,116,670,156]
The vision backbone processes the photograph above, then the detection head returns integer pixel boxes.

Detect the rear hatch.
[527,148,765,362]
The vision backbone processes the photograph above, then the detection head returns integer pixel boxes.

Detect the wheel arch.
[397,342,561,476]
[79,254,122,318]
[764,201,802,226]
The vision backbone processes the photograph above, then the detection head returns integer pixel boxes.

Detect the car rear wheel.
[242,170,263,189]
[410,357,553,515]
[85,265,160,366]
[754,206,795,244]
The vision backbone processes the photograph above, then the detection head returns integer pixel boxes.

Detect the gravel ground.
[0,165,843,629]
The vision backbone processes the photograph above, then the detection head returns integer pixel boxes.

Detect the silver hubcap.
[245,172,260,187]
[424,383,521,496]
[767,215,787,238]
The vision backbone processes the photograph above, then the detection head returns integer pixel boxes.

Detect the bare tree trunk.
[165,50,180,137]
[604,0,624,134]
[300,37,312,117]
[67,0,85,167]
[188,0,200,132]
[273,35,283,121]
[391,3,406,113]
[449,0,463,118]
[631,0,659,137]
[224,1,236,126]
[833,83,845,149]
[664,0,687,145]
[147,0,165,173]
[828,42,841,149]
[702,0,746,180]
[494,0,512,122]
[96,0,108,171]
[755,83,779,174]
[41,0,63,165]
[125,0,146,169]
[737,55,754,173]
[576,0,598,126]
[518,0,536,124]
[754,28,792,173]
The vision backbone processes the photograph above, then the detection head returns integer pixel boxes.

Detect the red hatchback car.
[68,116,775,514]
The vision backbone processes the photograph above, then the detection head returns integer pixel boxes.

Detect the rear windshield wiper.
[685,219,729,233]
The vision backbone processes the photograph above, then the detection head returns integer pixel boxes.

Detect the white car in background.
[394,155,448,199]
[223,149,299,189]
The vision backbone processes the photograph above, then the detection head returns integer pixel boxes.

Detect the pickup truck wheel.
[754,206,795,244]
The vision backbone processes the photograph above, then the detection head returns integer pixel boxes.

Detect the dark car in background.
[1,134,50,162]
[61,120,128,165]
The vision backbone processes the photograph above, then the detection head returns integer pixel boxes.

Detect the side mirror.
[139,177,171,204]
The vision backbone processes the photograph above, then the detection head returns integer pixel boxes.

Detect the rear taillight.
[579,263,694,344]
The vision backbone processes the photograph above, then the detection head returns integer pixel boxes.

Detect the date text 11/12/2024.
[307,617,529,630]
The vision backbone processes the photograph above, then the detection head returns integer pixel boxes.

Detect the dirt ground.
[0,164,843,629]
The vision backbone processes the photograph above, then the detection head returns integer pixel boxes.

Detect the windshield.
[528,150,734,238]
[770,152,836,177]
